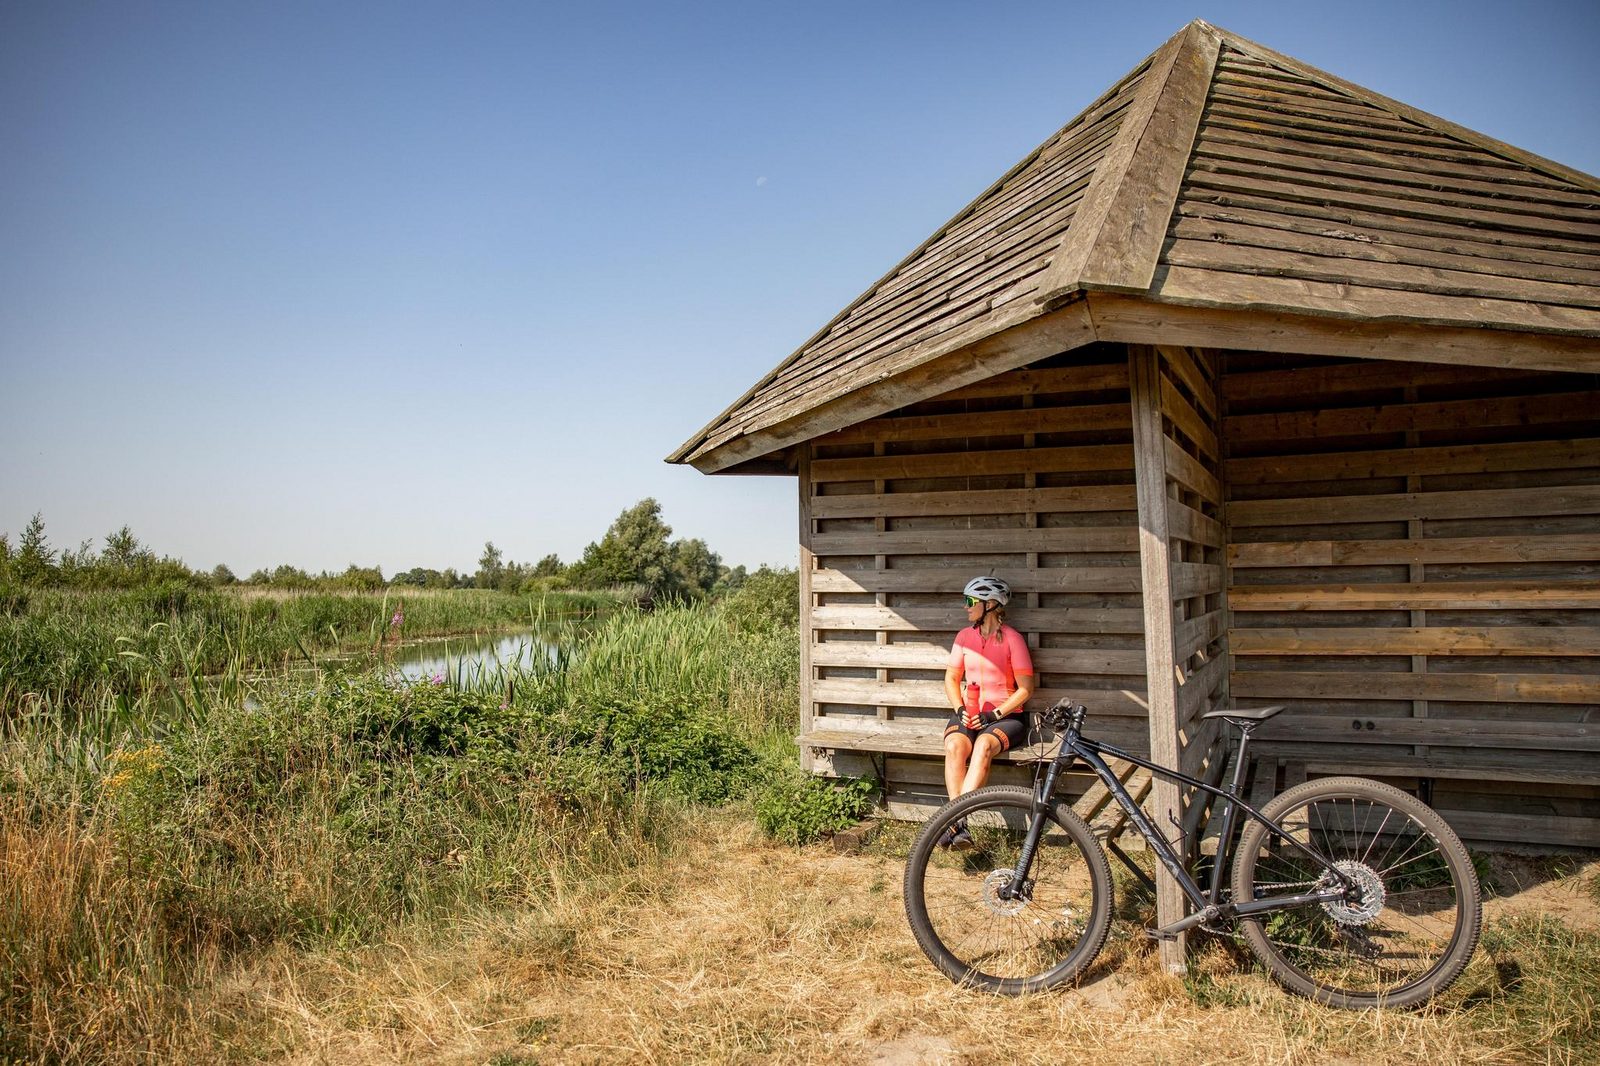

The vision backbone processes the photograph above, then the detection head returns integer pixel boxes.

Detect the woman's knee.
[943,733,973,759]
[973,733,1003,761]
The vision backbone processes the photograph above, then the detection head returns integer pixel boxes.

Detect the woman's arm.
[945,664,966,717]
[989,673,1035,719]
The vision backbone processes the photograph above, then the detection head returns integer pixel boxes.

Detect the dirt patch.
[1480,853,1600,932]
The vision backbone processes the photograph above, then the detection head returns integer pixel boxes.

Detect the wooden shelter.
[669,19,1600,959]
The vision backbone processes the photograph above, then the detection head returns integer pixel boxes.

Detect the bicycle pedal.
[1145,928,1178,942]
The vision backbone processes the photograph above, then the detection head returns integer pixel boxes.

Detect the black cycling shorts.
[944,710,1028,752]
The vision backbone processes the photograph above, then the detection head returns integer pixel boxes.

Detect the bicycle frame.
[1011,716,1356,938]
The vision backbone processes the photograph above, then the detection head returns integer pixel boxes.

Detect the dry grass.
[158,812,1597,1065]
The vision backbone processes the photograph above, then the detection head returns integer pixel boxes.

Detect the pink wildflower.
[390,608,404,628]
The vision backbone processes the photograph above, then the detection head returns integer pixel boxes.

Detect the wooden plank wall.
[1223,353,1600,849]
[800,344,1148,817]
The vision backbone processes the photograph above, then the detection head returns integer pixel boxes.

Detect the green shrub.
[754,765,876,845]
[719,567,798,634]
[550,693,760,805]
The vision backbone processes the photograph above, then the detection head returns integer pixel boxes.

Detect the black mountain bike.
[903,700,1482,1008]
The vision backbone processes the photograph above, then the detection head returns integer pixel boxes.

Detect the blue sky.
[3,0,1597,575]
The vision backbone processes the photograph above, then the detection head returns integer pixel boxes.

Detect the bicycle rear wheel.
[903,785,1112,995]
[1231,776,1481,1009]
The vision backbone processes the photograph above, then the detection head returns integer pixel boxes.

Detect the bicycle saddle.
[1202,704,1286,723]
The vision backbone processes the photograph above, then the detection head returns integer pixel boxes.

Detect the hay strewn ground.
[180,812,1600,1065]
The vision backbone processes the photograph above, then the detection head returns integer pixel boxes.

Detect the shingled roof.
[670,20,1600,474]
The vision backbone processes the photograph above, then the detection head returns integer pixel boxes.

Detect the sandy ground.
[206,814,1599,1065]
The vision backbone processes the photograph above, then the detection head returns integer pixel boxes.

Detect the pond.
[392,631,563,686]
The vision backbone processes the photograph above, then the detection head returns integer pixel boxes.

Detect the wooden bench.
[798,727,1154,844]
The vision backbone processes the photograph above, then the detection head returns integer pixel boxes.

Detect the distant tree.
[246,568,271,584]
[670,537,722,599]
[104,525,149,568]
[569,498,678,599]
[720,566,799,632]
[340,563,385,591]
[212,563,238,585]
[476,541,505,589]
[532,553,564,579]
[15,512,55,585]
[269,564,313,589]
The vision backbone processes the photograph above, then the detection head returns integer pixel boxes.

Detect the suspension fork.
[1004,754,1070,896]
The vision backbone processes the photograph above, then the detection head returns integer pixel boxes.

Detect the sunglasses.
[964,596,984,607]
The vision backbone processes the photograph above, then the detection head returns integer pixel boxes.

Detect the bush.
[719,567,798,634]
[754,765,876,845]
[551,693,760,805]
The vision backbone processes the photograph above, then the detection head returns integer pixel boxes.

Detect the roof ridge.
[1034,21,1220,306]
[1202,20,1600,195]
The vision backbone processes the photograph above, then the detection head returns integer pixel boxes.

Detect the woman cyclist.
[939,576,1035,849]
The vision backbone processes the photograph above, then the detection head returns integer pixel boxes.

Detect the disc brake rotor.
[981,870,1029,916]
[1320,860,1386,926]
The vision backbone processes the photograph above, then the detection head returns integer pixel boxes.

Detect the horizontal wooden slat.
[1171,562,1223,600]
[1163,436,1221,501]
[1258,748,1600,786]
[809,485,1135,520]
[1253,715,1599,751]
[798,728,1053,762]
[811,605,1146,633]
[1175,611,1226,661]
[936,363,1131,401]
[1225,392,1600,443]
[810,567,1141,595]
[1225,438,1600,485]
[811,678,1147,712]
[1177,653,1226,720]
[1158,345,1218,419]
[1168,499,1223,548]
[1228,583,1600,611]
[809,526,1135,556]
[1231,626,1600,657]
[816,402,1129,445]
[1159,375,1219,460]
[1431,811,1600,849]
[1229,533,1600,568]
[1230,670,1600,704]
[811,642,1146,675]
[1228,485,1600,527]
[810,443,1133,483]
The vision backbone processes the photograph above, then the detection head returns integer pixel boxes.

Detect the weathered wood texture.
[797,347,1153,814]
[1222,351,1600,847]
[671,21,1600,477]
[1160,44,1600,336]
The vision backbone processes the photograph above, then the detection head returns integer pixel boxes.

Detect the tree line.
[0,498,759,604]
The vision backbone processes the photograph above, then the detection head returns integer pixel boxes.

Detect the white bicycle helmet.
[963,575,1010,606]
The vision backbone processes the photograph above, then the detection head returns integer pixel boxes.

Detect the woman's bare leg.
[960,733,1003,795]
[943,732,973,799]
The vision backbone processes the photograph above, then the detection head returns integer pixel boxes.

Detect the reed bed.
[0,585,621,707]
[0,599,799,1063]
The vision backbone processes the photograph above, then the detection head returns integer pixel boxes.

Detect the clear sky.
[3,0,1597,576]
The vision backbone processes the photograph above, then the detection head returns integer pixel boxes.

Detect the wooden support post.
[1129,344,1188,974]
[798,444,818,772]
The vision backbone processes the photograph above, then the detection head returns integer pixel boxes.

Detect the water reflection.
[393,631,559,686]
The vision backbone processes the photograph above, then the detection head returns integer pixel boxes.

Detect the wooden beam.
[1228,485,1600,528]
[1230,670,1600,704]
[1085,293,1600,375]
[1228,533,1600,568]
[808,485,1136,521]
[1039,23,1221,302]
[810,567,1142,595]
[681,302,1098,473]
[1228,583,1600,611]
[1226,439,1600,486]
[1230,626,1600,657]
[1129,344,1188,972]
[798,446,818,772]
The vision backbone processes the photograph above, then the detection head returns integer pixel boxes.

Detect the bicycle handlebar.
[1042,698,1088,732]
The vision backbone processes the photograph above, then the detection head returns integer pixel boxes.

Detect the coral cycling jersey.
[947,623,1034,714]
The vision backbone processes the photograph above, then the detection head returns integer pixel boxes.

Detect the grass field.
[3,587,1597,1063]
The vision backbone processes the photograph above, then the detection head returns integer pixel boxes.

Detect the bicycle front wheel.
[903,785,1112,995]
[1231,776,1482,1009]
